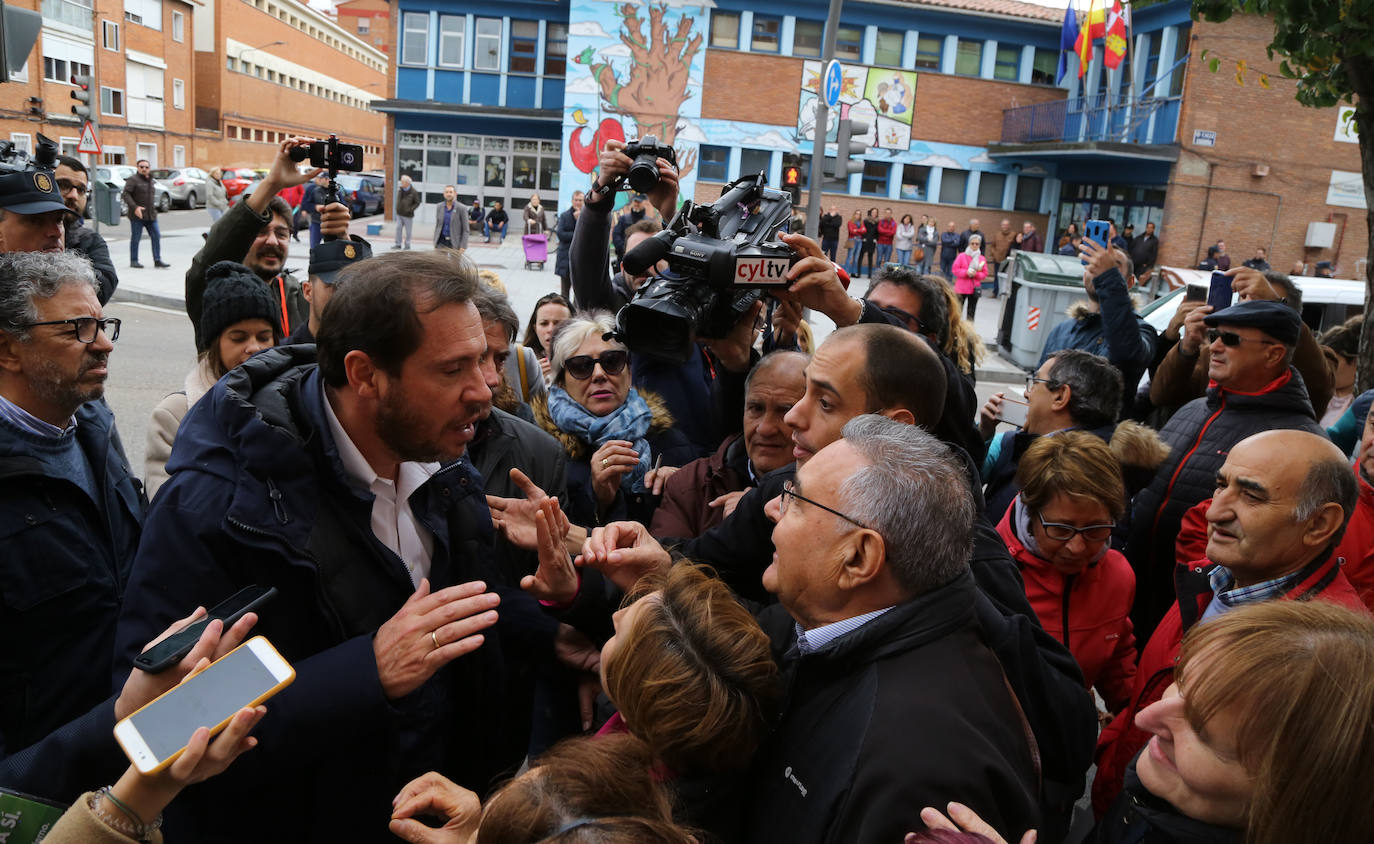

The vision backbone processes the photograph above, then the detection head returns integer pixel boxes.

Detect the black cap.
[200,261,283,343]
[0,168,67,215]
[308,237,372,285]
[632,193,648,201]
[1204,299,1301,346]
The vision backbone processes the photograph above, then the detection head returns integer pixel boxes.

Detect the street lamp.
[344,82,382,109]
[236,40,286,69]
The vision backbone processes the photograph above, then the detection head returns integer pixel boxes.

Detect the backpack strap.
[517,346,531,402]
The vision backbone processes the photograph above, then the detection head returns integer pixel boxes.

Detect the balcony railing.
[1000,92,1182,146]
[42,0,93,29]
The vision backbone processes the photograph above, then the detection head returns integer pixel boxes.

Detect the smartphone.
[134,585,279,674]
[1082,219,1111,264]
[1207,270,1234,312]
[995,396,1029,428]
[1185,283,1208,302]
[115,636,294,775]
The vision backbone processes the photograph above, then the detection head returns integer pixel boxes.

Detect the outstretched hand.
[913,802,1036,844]
[488,468,571,551]
[577,521,672,592]
[520,499,580,604]
[777,233,864,326]
[116,606,260,720]
[390,771,482,844]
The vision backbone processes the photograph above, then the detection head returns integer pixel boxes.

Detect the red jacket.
[876,217,897,245]
[996,508,1137,712]
[1092,549,1366,817]
[1335,467,1374,609]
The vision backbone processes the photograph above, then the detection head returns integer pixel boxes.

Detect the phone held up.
[995,395,1030,429]
[1082,219,1111,265]
[133,585,278,674]
[115,636,294,775]
[1207,270,1235,312]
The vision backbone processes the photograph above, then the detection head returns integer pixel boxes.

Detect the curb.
[110,288,185,312]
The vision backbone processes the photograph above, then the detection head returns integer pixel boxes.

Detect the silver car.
[94,166,172,214]
[152,167,210,209]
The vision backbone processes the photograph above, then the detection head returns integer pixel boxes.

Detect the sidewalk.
[107,219,1030,383]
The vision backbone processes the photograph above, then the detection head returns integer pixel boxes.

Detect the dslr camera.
[614,172,796,363]
[288,134,365,173]
[620,135,677,194]
[0,132,58,176]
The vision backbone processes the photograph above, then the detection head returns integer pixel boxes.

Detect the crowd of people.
[1,133,1373,844]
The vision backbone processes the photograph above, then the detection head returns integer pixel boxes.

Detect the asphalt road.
[104,300,197,478]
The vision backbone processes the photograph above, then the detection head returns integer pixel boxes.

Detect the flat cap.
[1204,299,1302,346]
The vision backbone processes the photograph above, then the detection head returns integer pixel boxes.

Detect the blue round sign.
[823,60,843,109]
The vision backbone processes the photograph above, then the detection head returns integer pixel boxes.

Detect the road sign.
[823,59,843,109]
[77,121,100,155]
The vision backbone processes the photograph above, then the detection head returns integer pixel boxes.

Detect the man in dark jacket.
[610,192,654,264]
[55,155,118,302]
[744,415,1040,842]
[1014,220,1043,254]
[1127,299,1326,638]
[0,251,144,773]
[651,350,807,538]
[1037,239,1156,411]
[484,200,509,243]
[115,252,557,843]
[392,174,421,249]
[819,204,843,262]
[554,190,583,301]
[185,138,350,349]
[1128,221,1158,281]
[119,159,168,268]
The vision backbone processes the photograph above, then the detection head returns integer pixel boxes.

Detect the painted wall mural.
[797,61,918,151]
[561,1,708,209]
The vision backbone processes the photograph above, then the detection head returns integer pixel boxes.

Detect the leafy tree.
[1192,0,1374,391]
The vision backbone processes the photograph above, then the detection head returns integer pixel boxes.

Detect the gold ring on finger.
[431,630,440,650]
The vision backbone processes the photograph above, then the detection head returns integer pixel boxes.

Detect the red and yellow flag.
[1073,0,1096,77]
[1104,0,1129,69]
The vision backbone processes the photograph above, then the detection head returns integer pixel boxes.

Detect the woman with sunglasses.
[995,431,1137,714]
[145,261,282,498]
[531,311,695,527]
[521,292,572,386]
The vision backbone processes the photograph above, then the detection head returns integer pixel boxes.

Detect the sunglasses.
[1206,329,1278,347]
[563,350,629,380]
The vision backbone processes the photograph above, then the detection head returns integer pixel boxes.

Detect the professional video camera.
[288,134,363,242]
[614,172,795,363]
[620,135,677,194]
[0,132,58,176]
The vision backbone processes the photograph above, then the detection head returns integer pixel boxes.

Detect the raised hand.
[373,580,500,700]
[519,499,580,604]
[577,521,672,592]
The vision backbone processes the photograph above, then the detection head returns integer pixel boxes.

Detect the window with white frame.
[9,133,32,155]
[173,78,184,109]
[136,142,157,167]
[124,0,162,31]
[474,18,501,70]
[171,10,183,41]
[173,145,185,167]
[402,12,428,65]
[60,138,80,158]
[438,15,464,67]
[357,18,369,34]
[545,23,567,75]
[100,86,124,115]
[43,56,91,83]
[509,20,538,72]
[103,20,120,51]
[126,61,165,127]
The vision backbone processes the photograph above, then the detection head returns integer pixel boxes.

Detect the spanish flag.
[1073,0,1098,78]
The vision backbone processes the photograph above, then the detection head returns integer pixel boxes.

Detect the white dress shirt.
[323,394,439,586]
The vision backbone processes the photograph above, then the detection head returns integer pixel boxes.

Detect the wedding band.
[431,631,440,649]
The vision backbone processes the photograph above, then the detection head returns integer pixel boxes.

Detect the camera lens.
[627,155,660,194]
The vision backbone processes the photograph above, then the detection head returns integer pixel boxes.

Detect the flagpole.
[1124,1,1136,141]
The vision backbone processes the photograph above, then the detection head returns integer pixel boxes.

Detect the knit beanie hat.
[200,260,283,344]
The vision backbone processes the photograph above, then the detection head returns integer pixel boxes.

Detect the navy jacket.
[113,346,555,843]
[0,400,144,768]
[1037,267,1157,410]
[554,207,577,280]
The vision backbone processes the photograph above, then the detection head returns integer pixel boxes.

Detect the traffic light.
[70,73,93,119]
[832,118,870,182]
[783,164,801,205]
[25,96,41,118]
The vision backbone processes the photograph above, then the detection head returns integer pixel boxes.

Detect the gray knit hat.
[200,260,283,344]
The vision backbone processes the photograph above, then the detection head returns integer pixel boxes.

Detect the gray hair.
[0,251,98,341]
[836,414,973,597]
[548,310,621,384]
[1046,349,1123,428]
[1264,271,1303,311]
[1295,453,1358,543]
[472,286,520,343]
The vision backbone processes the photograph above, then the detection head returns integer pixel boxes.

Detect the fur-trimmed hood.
[529,388,678,462]
[1065,293,1145,321]
[1110,420,1172,497]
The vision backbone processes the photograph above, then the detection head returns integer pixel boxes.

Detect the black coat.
[113,347,556,843]
[554,207,577,280]
[0,400,144,773]
[819,213,843,240]
[1094,759,1240,844]
[65,219,118,304]
[743,571,1040,843]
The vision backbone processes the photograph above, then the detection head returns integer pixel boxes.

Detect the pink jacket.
[951,252,987,294]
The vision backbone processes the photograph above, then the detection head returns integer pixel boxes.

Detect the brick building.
[332,0,389,56]
[190,0,387,170]
[2,0,198,169]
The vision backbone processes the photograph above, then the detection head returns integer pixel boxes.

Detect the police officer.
[291,235,373,344]
[0,159,66,255]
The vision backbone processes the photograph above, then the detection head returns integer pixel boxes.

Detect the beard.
[374,380,479,464]
[30,351,107,415]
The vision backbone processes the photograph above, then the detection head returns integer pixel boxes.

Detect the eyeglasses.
[1036,512,1114,543]
[1026,374,1059,393]
[1206,329,1278,347]
[10,317,121,344]
[780,480,871,530]
[563,350,629,380]
[865,300,927,334]
[56,178,88,197]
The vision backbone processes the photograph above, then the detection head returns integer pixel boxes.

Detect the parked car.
[220,167,259,201]
[335,173,384,217]
[229,176,266,208]
[94,165,171,214]
[152,167,210,209]
[1140,268,1365,336]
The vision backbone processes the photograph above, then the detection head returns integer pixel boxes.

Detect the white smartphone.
[995,395,1030,428]
[114,636,294,775]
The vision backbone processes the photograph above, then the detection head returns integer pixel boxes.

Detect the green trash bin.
[92,182,122,227]
[999,251,1089,370]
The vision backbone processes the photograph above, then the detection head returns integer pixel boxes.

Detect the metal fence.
[1000,92,1182,146]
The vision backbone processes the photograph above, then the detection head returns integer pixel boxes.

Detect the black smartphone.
[1185,283,1208,302]
[1207,270,1234,312]
[133,585,278,674]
